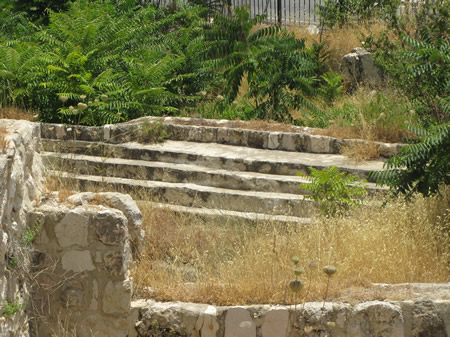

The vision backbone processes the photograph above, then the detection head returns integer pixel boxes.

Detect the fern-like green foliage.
[399,25,449,122]
[299,166,368,218]
[203,6,319,122]
[0,42,39,108]
[318,71,343,104]
[0,0,210,125]
[366,0,449,123]
[370,122,449,198]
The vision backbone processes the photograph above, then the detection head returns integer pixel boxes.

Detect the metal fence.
[228,0,324,25]
[145,0,422,27]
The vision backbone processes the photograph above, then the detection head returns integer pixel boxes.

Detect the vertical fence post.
[277,0,282,24]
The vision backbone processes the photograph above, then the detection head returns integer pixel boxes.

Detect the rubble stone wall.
[0,120,44,337]
[30,192,143,337]
[132,299,450,337]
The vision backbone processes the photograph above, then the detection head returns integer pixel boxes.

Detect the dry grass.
[132,191,449,305]
[0,106,35,121]
[0,125,8,154]
[340,141,380,162]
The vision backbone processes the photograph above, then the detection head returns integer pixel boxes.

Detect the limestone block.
[202,127,218,143]
[411,300,447,337]
[195,305,220,337]
[54,209,89,248]
[309,135,332,153]
[104,124,112,141]
[261,307,289,337]
[95,209,128,246]
[280,133,297,151]
[55,124,66,139]
[247,130,267,149]
[67,192,143,243]
[81,313,129,337]
[103,279,132,314]
[224,307,256,337]
[103,251,126,276]
[268,133,281,149]
[346,301,404,337]
[188,126,204,142]
[61,250,95,272]
[61,283,84,309]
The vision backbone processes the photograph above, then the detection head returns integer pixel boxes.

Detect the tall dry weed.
[132,191,449,305]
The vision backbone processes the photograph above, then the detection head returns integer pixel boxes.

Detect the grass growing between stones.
[131,191,449,306]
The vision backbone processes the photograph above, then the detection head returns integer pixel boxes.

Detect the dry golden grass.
[132,191,449,305]
[0,106,35,121]
[340,141,380,162]
[0,125,8,154]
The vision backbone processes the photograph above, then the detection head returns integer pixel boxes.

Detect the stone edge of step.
[39,116,403,157]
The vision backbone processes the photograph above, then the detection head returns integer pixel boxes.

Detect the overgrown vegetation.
[1,0,448,306]
[132,190,448,305]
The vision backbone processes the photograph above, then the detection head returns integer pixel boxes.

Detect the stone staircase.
[40,117,392,223]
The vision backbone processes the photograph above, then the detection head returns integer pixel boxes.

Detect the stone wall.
[132,299,450,337]
[0,120,44,337]
[30,192,143,337]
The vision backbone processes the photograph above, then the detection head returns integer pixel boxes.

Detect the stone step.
[40,117,403,157]
[42,152,311,195]
[41,139,385,181]
[49,171,315,217]
[138,201,315,225]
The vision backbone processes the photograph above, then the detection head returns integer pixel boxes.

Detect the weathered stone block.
[261,307,289,337]
[54,209,89,248]
[61,250,95,272]
[224,307,256,337]
[346,301,404,337]
[103,279,132,314]
[95,209,128,246]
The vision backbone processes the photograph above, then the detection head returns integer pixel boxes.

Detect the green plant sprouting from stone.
[140,119,169,144]
[1,298,27,318]
[299,166,368,217]
[21,218,41,247]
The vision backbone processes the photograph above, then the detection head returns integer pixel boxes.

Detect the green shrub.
[299,166,368,217]
[370,122,449,198]
[318,71,343,105]
[204,6,319,122]
[364,0,449,124]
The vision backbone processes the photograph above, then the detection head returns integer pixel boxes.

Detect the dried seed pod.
[294,267,304,277]
[289,279,304,293]
[323,265,337,276]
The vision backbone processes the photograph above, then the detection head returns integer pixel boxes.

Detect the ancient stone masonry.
[132,300,450,337]
[1,119,449,337]
[29,192,143,337]
[0,120,44,337]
